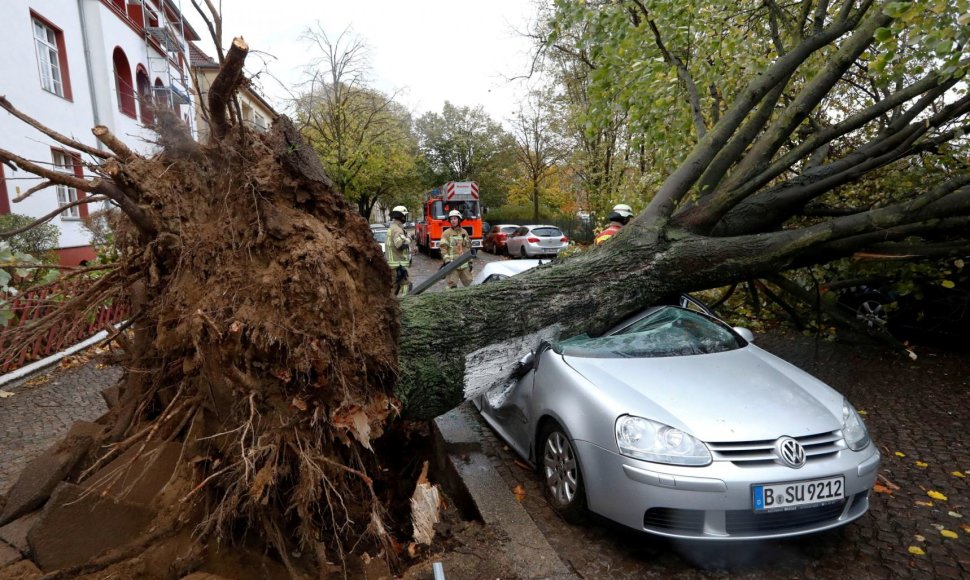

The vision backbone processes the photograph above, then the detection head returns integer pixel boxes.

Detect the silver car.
[475,299,880,540]
[505,225,569,258]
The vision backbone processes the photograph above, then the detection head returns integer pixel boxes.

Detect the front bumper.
[575,440,880,540]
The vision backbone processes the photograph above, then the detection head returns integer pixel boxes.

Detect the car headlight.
[842,399,870,451]
[614,415,712,466]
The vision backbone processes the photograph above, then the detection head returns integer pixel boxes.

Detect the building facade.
[0,0,199,264]
[188,41,276,144]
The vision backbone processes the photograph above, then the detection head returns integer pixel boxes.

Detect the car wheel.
[539,422,587,523]
[855,295,888,330]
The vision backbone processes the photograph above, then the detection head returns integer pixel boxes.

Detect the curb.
[433,402,576,580]
[0,329,110,390]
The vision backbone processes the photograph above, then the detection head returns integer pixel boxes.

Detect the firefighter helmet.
[392,205,408,215]
[612,203,634,218]
[448,210,463,220]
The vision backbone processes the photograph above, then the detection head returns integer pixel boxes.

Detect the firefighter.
[441,209,473,288]
[387,205,412,296]
[594,203,634,245]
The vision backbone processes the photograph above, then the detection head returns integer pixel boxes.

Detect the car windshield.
[501,226,519,234]
[531,227,563,238]
[554,307,742,358]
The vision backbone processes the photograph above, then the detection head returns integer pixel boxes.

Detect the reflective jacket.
[440,226,471,268]
[386,221,410,267]
[594,223,623,245]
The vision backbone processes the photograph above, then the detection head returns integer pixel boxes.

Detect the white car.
[505,225,569,258]
[471,259,546,285]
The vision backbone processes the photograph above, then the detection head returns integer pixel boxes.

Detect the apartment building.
[0,0,200,264]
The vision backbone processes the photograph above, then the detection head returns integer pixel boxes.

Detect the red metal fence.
[0,276,127,374]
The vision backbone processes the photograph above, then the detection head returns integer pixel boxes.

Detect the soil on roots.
[51,115,408,576]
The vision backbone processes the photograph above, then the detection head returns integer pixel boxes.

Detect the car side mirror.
[733,327,755,343]
[511,352,534,379]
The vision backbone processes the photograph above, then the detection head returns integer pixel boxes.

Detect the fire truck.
[415,181,484,255]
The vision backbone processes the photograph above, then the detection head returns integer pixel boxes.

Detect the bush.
[0,213,59,261]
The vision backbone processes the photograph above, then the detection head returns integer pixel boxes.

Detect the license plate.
[752,476,845,511]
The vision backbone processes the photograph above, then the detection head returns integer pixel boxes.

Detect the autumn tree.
[294,26,419,218]
[414,102,517,208]
[509,90,569,221]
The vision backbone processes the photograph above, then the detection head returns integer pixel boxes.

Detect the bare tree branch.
[0,195,108,240]
[0,96,110,159]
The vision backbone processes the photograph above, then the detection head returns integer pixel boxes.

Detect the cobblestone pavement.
[407,246,504,293]
[0,361,122,495]
[478,332,970,579]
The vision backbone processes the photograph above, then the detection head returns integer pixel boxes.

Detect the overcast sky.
[183,0,541,123]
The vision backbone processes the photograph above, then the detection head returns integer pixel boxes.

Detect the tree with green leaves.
[414,102,517,208]
[509,90,569,221]
[294,26,420,218]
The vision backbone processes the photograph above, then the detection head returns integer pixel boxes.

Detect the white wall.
[0,0,197,253]
[0,0,100,249]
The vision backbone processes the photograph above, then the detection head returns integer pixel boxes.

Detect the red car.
[483,224,519,255]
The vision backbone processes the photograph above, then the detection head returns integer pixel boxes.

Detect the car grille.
[707,431,843,467]
[643,492,867,536]
[725,499,847,533]
[643,508,705,533]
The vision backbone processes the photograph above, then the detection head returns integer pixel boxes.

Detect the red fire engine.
[415,181,484,255]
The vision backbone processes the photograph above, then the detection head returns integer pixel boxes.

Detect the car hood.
[562,345,844,442]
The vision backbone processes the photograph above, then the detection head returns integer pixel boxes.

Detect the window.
[32,14,72,100]
[253,113,266,131]
[52,150,85,219]
[136,67,153,124]
[112,47,137,118]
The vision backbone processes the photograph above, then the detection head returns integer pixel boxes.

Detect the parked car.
[505,225,569,258]
[483,224,520,255]
[833,270,970,342]
[370,225,388,257]
[474,297,879,540]
[472,259,545,285]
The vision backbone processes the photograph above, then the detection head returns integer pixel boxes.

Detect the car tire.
[538,422,587,524]
[853,294,889,330]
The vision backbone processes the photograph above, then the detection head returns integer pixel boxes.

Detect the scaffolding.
[141,0,191,112]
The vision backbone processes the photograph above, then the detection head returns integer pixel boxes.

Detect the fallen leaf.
[931,523,945,531]
[941,529,959,539]
[857,410,868,415]
[513,460,531,471]
[915,461,928,468]
[0,390,14,398]
[914,534,926,542]
[906,349,918,360]
[907,546,925,556]
[961,524,970,534]
[873,483,893,495]
[895,451,907,458]
[512,484,526,502]
[949,511,963,518]
[952,471,966,478]
[928,490,948,501]
[915,501,934,507]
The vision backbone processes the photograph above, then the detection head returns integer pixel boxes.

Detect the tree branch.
[0,96,110,160]
[641,9,862,221]
[0,196,108,240]
[92,126,136,162]
[208,37,250,142]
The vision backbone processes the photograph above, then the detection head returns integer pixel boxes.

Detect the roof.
[188,42,219,69]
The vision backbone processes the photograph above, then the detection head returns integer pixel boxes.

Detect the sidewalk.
[0,360,121,495]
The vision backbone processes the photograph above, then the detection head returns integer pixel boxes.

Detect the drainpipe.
[76,0,102,146]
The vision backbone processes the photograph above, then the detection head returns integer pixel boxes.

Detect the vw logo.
[776,437,807,469]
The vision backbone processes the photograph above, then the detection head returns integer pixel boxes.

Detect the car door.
[479,347,542,459]
[506,227,526,255]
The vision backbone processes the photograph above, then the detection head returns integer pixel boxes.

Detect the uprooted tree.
[1,0,969,576]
